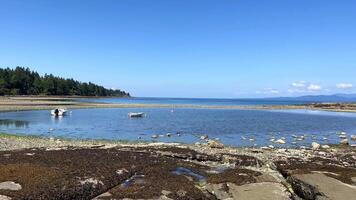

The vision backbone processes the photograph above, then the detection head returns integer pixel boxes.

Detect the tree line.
[0,67,130,97]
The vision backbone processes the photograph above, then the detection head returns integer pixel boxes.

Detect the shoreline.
[2,96,356,113]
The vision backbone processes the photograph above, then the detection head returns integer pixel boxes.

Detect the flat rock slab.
[228,182,291,200]
[292,173,356,200]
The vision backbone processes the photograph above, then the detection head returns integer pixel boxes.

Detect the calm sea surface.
[77,97,316,106]
[1,100,356,147]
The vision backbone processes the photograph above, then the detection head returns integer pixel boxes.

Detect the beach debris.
[0,181,22,191]
[207,140,224,148]
[321,145,330,149]
[49,137,55,142]
[311,142,320,150]
[268,145,275,149]
[200,135,208,140]
[249,138,255,142]
[241,136,246,140]
[323,137,328,140]
[151,134,159,139]
[275,139,286,144]
[351,135,356,141]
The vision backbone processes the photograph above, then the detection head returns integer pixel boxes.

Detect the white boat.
[51,108,68,116]
[128,112,145,118]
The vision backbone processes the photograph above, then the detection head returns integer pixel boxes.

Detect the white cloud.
[289,81,322,93]
[307,84,321,91]
[291,81,306,88]
[336,83,353,89]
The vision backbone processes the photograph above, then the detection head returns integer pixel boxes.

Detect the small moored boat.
[128,112,145,118]
[51,108,68,116]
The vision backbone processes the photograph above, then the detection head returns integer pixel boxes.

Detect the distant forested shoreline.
[0,67,130,97]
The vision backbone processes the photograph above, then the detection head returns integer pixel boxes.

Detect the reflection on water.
[0,119,29,128]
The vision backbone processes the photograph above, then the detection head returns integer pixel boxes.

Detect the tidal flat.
[0,133,355,199]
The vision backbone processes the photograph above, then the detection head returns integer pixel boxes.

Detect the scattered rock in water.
[340,139,349,145]
[166,133,172,137]
[339,135,347,139]
[200,135,208,140]
[207,140,224,148]
[151,134,159,139]
[0,181,22,191]
[351,135,356,141]
[311,142,320,150]
[275,139,286,144]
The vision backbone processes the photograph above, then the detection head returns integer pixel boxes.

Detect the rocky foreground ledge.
[0,135,355,200]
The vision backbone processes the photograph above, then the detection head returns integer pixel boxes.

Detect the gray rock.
[0,195,12,200]
[291,173,356,200]
[207,140,224,148]
[0,181,22,191]
[206,183,232,199]
[228,182,291,200]
[340,139,349,145]
[311,142,320,150]
[351,135,356,141]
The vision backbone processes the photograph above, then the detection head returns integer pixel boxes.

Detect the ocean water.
[1,107,356,147]
[77,97,316,106]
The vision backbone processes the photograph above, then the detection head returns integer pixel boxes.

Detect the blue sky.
[0,0,356,98]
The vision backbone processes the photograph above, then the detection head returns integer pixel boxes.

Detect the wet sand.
[0,133,355,199]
